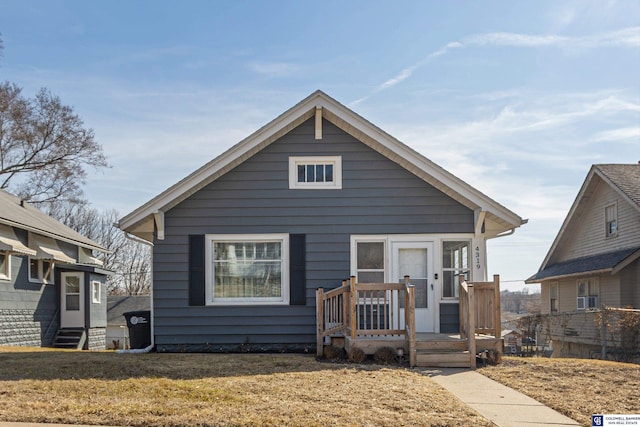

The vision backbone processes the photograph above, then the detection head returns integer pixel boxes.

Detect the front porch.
[316,275,503,368]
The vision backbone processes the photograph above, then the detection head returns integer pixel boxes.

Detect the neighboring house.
[106,295,151,349]
[527,164,640,358]
[0,189,109,350]
[118,90,526,355]
[501,329,522,353]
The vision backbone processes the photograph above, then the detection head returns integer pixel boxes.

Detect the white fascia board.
[320,97,525,229]
[119,93,322,234]
[119,90,525,236]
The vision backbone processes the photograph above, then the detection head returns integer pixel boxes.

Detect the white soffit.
[119,90,525,239]
[30,233,76,264]
[0,223,37,256]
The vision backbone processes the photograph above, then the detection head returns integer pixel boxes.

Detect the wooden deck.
[316,276,503,368]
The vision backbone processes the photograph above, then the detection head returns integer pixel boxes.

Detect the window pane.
[325,164,333,182]
[30,259,39,279]
[297,165,306,183]
[357,242,384,269]
[306,165,315,182]
[213,240,282,299]
[66,295,80,311]
[315,165,324,182]
[0,253,5,274]
[443,271,465,298]
[578,282,586,297]
[443,241,469,268]
[358,271,384,283]
[66,276,80,294]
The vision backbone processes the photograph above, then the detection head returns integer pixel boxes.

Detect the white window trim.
[205,233,290,306]
[28,258,55,284]
[289,156,342,189]
[0,251,10,281]
[91,280,101,304]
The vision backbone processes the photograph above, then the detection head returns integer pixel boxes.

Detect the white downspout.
[117,231,155,354]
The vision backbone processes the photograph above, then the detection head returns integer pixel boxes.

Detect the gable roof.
[528,163,640,283]
[119,90,526,241]
[0,189,106,253]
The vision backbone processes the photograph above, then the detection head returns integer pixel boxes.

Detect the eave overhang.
[119,90,526,241]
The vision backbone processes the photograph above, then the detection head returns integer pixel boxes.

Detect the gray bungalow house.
[119,91,526,358]
[527,164,640,358]
[0,190,109,350]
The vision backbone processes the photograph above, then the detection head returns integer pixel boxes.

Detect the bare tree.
[47,201,151,295]
[0,81,108,205]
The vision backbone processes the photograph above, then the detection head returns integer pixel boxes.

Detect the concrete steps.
[53,328,86,350]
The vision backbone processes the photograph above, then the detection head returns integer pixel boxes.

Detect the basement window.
[289,156,342,189]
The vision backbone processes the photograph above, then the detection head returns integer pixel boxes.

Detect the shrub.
[374,346,397,364]
[348,347,366,363]
[323,345,345,360]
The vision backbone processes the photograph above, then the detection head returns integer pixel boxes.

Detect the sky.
[1,1,639,292]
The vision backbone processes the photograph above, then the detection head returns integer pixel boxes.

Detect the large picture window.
[442,241,470,298]
[205,234,289,305]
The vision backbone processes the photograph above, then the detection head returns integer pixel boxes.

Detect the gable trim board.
[119,90,526,242]
[526,246,640,283]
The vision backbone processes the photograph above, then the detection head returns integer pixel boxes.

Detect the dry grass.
[0,347,491,427]
[479,356,640,427]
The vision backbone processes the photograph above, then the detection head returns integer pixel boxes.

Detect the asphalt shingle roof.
[0,189,106,251]
[596,164,640,208]
[107,295,151,325]
[527,246,640,282]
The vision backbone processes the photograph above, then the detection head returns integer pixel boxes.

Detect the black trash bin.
[123,310,151,349]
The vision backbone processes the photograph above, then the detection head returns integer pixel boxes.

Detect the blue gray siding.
[154,118,474,351]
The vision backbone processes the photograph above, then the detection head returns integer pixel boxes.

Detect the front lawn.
[0,347,490,427]
[478,356,640,427]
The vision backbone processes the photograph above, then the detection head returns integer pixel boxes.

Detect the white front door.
[61,272,84,328]
[392,241,435,333]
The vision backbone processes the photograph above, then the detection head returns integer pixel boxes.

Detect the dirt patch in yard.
[478,356,640,427]
[0,347,491,427]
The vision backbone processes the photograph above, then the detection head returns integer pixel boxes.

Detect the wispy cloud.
[591,126,640,142]
[351,27,640,106]
[248,61,300,77]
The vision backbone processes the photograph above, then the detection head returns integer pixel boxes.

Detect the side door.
[60,272,85,328]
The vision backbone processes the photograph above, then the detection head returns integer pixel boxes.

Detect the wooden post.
[316,288,324,357]
[405,277,416,367]
[468,283,476,369]
[493,275,501,339]
[349,276,357,339]
[459,275,467,339]
[342,280,349,330]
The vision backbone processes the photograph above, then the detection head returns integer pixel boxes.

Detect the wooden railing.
[316,276,416,366]
[459,274,501,368]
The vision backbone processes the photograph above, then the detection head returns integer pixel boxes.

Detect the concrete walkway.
[428,368,581,427]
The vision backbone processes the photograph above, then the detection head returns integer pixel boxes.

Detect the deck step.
[415,351,472,368]
[415,339,468,352]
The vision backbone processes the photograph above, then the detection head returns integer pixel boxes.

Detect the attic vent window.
[289,156,342,189]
